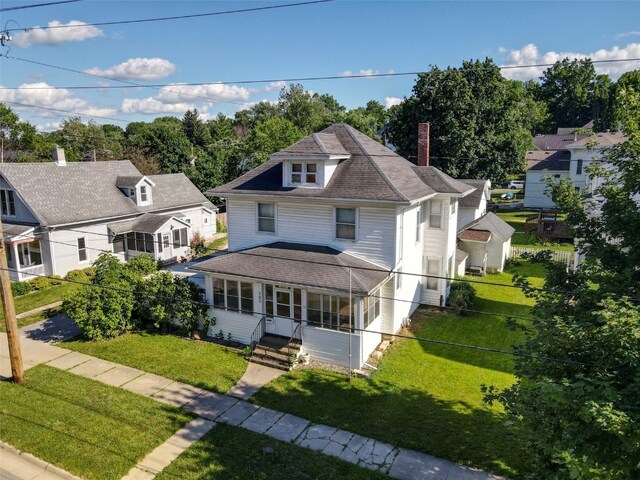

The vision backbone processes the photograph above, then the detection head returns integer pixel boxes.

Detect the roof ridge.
[331,250,369,293]
[312,133,329,154]
[342,124,408,202]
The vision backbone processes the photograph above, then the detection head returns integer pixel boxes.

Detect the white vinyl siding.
[301,326,361,368]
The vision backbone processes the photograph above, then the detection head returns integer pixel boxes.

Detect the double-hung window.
[77,237,88,262]
[291,163,317,185]
[429,200,442,228]
[257,203,276,233]
[335,207,356,240]
[576,159,583,175]
[212,279,253,313]
[426,258,440,290]
[1,190,16,216]
[140,186,148,203]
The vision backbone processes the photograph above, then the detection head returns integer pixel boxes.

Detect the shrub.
[62,253,135,340]
[190,231,207,257]
[216,219,227,233]
[11,282,32,297]
[25,275,62,291]
[447,281,477,315]
[65,267,96,284]
[124,254,158,277]
[134,271,212,333]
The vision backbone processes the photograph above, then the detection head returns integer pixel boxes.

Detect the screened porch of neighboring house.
[108,213,192,264]
[2,224,45,281]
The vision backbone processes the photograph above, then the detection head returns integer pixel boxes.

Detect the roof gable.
[459,212,515,240]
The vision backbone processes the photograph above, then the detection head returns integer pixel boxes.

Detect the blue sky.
[1,0,639,130]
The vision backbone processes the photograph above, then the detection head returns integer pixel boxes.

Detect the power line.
[0,55,254,108]
[2,57,640,91]
[2,100,130,123]
[0,0,81,12]
[0,264,591,366]
[2,0,334,33]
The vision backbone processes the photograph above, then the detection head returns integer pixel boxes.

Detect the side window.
[77,237,88,262]
[140,186,148,202]
[335,208,356,240]
[415,209,421,243]
[429,200,442,229]
[576,159,583,175]
[257,203,276,233]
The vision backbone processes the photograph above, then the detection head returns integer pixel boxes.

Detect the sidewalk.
[0,442,81,480]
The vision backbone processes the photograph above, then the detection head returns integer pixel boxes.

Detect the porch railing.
[249,316,266,359]
[18,263,45,280]
[287,321,302,366]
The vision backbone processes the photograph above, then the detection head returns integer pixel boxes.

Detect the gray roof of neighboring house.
[208,123,473,203]
[458,212,515,240]
[566,131,628,148]
[0,161,213,227]
[189,241,390,295]
[528,150,571,171]
[457,179,490,208]
[532,134,590,151]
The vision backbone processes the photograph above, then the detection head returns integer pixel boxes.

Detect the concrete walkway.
[227,362,285,400]
[2,317,504,480]
[0,442,81,480]
[15,302,63,320]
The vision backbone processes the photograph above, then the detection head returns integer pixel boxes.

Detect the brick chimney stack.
[417,123,430,167]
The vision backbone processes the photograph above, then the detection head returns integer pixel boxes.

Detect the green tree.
[388,59,532,182]
[182,109,211,147]
[62,253,135,340]
[279,83,329,133]
[247,116,303,167]
[484,112,640,478]
[611,69,640,133]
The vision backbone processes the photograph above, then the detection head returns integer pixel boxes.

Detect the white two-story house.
[0,148,216,281]
[524,132,628,209]
[191,123,473,369]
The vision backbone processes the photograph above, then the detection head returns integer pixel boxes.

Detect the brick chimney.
[417,123,430,167]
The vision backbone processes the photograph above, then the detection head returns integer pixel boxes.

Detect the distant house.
[457,179,490,227]
[524,132,628,209]
[189,123,475,369]
[457,212,515,274]
[0,148,216,282]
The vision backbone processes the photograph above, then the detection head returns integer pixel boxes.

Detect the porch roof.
[458,229,491,243]
[189,242,390,295]
[108,213,190,235]
[2,223,37,243]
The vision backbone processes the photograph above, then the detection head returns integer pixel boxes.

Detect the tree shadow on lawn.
[252,369,529,478]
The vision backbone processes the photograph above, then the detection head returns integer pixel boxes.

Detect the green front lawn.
[0,283,79,331]
[206,234,228,253]
[252,262,545,478]
[157,423,387,480]
[496,210,574,251]
[0,365,193,480]
[64,332,247,393]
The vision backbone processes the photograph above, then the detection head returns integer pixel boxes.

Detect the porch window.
[156,233,163,253]
[173,229,180,248]
[426,258,440,290]
[172,227,188,248]
[113,234,125,254]
[1,189,16,216]
[126,232,136,251]
[293,288,302,320]
[335,208,356,240]
[363,289,381,329]
[77,237,88,262]
[257,203,276,233]
[307,292,353,331]
[212,279,253,313]
[450,198,456,216]
[429,200,442,228]
[19,240,42,267]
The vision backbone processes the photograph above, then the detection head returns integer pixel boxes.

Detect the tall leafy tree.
[279,83,329,134]
[388,59,533,182]
[484,97,640,478]
[182,109,211,148]
[247,116,303,167]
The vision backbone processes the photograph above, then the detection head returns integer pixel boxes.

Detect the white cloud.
[154,83,251,104]
[384,97,403,109]
[265,81,286,92]
[341,69,380,77]
[616,31,640,40]
[85,58,176,81]
[13,20,104,47]
[36,121,63,132]
[0,82,115,117]
[501,42,640,80]
[121,97,196,114]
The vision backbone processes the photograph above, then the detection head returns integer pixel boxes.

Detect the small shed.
[458,212,515,273]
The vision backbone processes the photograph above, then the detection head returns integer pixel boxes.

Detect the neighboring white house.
[190,123,474,369]
[524,132,628,209]
[457,179,490,227]
[457,212,515,273]
[0,149,216,281]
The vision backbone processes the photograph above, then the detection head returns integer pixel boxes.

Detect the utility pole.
[0,219,24,383]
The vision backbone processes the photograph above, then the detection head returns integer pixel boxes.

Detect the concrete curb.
[0,441,83,480]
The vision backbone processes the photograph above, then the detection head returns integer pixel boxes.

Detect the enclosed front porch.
[2,224,45,281]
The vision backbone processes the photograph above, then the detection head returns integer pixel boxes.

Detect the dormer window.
[291,163,317,185]
[140,186,148,203]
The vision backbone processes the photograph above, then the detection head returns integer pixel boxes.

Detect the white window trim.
[290,161,319,187]
[425,256,441,291]
[77,236,89,264]
[450,198,457,216]
[1,189,16,217]
[333,207,358,242]
[428,200,443,229]
[256,202,277,235]
[415,208,421,244]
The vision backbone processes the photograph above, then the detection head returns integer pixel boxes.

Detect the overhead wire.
[2,0,334,33]
[0,0,81,12]
[0,263,591,367]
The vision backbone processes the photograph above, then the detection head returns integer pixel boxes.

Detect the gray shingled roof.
[115,176,145,188]
[273,133,351,158]
[189,242,390,295]
[458,212,515,240]
[0,161,213,227]
[209,123,473,203]
[566,132,628,148]
[2,223,36,241]
[457,179,490,208]
[532,134,590,151]
[528,150,571,171]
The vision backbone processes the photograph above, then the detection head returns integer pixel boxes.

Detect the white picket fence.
[510,246,572,266]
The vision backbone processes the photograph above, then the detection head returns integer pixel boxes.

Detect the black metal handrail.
[248,316,266,360]
[287,321,302,366]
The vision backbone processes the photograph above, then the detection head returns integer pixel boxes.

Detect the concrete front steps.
[250,334,301,371]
